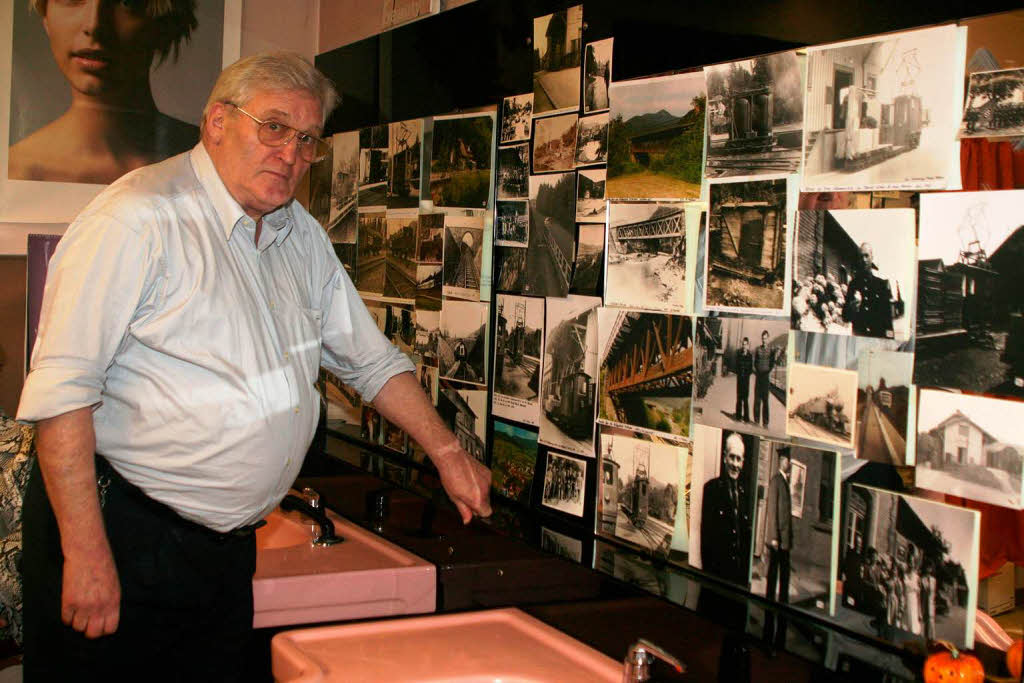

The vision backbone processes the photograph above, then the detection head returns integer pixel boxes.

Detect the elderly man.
[699,432,751,586]
[843,242,895,338]
[17,52,490,681]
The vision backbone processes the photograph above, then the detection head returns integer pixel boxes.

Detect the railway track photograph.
[493,294,544,426]
[532,5,582,114]
[382,212,418,301]
[442,214,485,300]
[356,210,385,295]
[856,349,911,466]
[438,299,489,387]
[705,51,804,178]
[524,172,575,298]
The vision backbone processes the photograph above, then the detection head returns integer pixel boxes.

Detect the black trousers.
[753,373,770,426]
[734,375,750,421]
[764,547,790,648]
[21,457,258,683]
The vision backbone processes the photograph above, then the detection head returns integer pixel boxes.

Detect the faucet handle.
[302,487,321,509]
[623,638,685,682]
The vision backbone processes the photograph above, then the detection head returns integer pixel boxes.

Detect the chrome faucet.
[623,638,685,682]
[280,491,344,546]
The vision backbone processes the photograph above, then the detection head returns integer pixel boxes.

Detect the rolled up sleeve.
[318,266,415,403]
[17,212,160,423]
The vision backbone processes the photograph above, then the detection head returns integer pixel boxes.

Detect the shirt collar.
[190,143,295,247]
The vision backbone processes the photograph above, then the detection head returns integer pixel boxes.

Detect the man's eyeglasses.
[227,103,330,163]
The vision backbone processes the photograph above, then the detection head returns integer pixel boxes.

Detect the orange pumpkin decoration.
[1007,638,1023,680]
[923,642,984,683]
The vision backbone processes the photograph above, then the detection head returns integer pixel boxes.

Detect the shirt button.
[294,407,300,414]
[284,351,290,360]
[269,302,275,310]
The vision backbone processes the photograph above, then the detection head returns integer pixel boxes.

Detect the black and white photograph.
[381,418,408,455]
[605,201,688,314]
[533,113,579,173]
[307,138,333,229]
[438,300,489,387]
[321,368,361,428]
[704,51,804,178]
[916,388,1024,510]
[706,177,789,313]
[793,209,915,341]
[495,245,528,294]
[914,190,1024,399]
[387,119,422,209]
[383,211,418,301]
[415,264,442,312]
[575,113,609,167]
[500,93,534,144]
[570,224,605,296]
[524,173,576,298]
[492,420,538,505]
[417,362,439,406]
[598,309,693,439]
[497,143,530,200]
[540,526,583,563]
[7,0,224,186]
[493,294,544,427]
[442,213,485,300]
[383,303,415,354]
[856,349,912,466]
[750,443,839,618]
[802,25,963,191]
[532,5,583,115]
[356,209,386,296]
[416,212,444,264]
[836,485,980,648]
[429,112,495,210]
[787,362,858,449]
[437,381,487,463]
[359,124,389,207]
[495,200,529,247]
[361,404,381,444]
[959,68,1024,139]
[576,168,606,223]
[693,315,790,440]
[584,38,613,114]
[541,450,587,517]
[607,72,706,200]
[328,131,359,242]
[415,309,440,368]
[689,425,759,588]
[603,433,684,555]
[540,295,601,457]
[794,329,902,371]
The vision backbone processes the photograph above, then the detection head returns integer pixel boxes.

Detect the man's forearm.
[36,407,109,559]
[370,372,463,463]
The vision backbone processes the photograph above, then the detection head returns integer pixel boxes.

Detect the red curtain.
[960,138,1024,191]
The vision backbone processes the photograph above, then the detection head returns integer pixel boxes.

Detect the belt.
[94,454,266,541]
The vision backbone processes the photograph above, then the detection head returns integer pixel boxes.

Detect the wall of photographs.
[310,4,1024,653]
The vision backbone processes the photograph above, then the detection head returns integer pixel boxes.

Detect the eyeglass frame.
[225,102,330,163]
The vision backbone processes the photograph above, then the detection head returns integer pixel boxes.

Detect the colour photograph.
[584,38,613,114]
[916,388,1024,510]
[607,72,706,200]
[792,209,916,341]
[836,485,980,648]
[500,93,534,144]
[442,213,485,300]
[786,362,858,449]
[856,349,912,466]
[570,224,605,296]
[540,295,601,456]
[693,315,789,440]
[704,51,804,178]
[491,420,539,505]
[524,172,576,298]
[533,5,583,114]
[750,443,839,617]
[532,113,579,173]
[493,294,544,427]
[598,308,693,439]
[576,168,607,223]
[430,112,495,210]
[959,67,1024,139]
[706,177,788,313]
[802,25,963,191]
[605,201,688,314]
[914,190,1024,399]
[438,299,489,387]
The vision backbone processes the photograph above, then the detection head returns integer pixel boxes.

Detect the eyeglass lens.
[257,121,328,162]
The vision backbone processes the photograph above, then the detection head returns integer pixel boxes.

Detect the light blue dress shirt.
[18,143,414,531]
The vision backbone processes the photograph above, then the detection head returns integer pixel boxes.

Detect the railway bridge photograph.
[605,201,688,313]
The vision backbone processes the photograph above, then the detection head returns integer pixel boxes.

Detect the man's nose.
[276,135,302,165]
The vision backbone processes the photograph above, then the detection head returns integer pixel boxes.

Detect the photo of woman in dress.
[9,0,212,184]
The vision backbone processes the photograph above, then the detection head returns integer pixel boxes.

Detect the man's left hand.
[433,444,492,524]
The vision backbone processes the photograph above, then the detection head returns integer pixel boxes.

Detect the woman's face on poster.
[41,0,158,98]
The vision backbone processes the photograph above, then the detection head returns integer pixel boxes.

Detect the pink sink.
[252,506,435,628]
[271,607,621,682]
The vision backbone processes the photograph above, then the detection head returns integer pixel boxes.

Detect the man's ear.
[205,102,230,145]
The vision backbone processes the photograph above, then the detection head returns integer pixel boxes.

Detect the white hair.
[201,51,339,135]
[724,432,745,458]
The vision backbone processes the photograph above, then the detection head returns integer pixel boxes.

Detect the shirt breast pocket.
[281,305,324,385]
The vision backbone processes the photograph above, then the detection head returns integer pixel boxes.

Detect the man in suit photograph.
[763,446,794,647]
[700,431,751,586]
[734,337,753,422]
